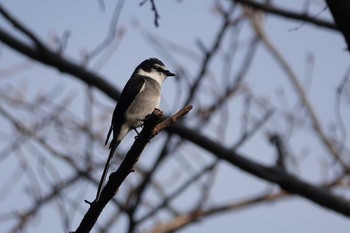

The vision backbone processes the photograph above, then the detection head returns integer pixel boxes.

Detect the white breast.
[125,78,161,129]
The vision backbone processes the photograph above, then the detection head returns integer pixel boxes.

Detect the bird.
[95,57,175,201]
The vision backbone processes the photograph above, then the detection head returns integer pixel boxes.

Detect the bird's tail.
[95,140,120,202]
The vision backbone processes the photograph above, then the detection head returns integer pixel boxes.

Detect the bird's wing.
[105,76,146,148]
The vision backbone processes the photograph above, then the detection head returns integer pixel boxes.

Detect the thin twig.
[0,3,46,49]
[234,0,337,31]
[245,7,348,170]
[140,0,160,27]
[87,0,125,63]
[152,105,193,136]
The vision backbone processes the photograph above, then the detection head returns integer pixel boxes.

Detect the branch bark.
[234,0,337,31]
[0,15,120,100]
[73,106,192,233]
[1,3,349,221]
[168,124,350,217]
[326,0,350,51]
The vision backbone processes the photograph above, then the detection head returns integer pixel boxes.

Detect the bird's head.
[134,58,175,84]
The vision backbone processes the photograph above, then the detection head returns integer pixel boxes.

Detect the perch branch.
[73,106,192,233]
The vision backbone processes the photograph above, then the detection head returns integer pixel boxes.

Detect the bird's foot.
[133,128,140,139]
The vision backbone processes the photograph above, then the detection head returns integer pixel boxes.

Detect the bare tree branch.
[1,3,349,232]
[140,0,160,27]
[146,192,288,233]
[0,3,46,49]
[0,13,120,100]
[169,123,350,217]
[233,0,337,31]
[326,0,350,51]
[245,8,349,170]
[73,106,192,233]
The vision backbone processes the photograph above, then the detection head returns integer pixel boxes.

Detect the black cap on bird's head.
[134,57,175,77]
[139,58,165,69]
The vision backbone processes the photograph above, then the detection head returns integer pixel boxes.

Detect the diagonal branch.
[146,191,288,233]
[168,124,350,217]
[140,0,160,27]
[233,0,337,31]
[1,5,349,218]
[0,3,45,49]
[245,9,348,170]
[184,5,235,106]
[326,0,350,51]
[0,27,120,101]
[73,106,192,233]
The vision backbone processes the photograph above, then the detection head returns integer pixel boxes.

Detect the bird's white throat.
[136,69,165,85]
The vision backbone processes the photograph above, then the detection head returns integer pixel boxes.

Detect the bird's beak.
[165,70,176,77]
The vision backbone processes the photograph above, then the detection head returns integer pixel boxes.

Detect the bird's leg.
[133,128,140,139]
[139,115,152,128]
[133,120,143,139]
[133,116,149,139]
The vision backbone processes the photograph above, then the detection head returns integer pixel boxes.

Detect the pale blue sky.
[0,0,349,232]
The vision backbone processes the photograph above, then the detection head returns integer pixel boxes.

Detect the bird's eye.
[152,66,164,73]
